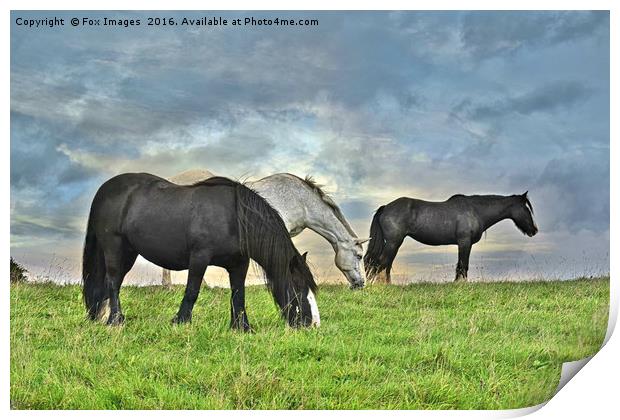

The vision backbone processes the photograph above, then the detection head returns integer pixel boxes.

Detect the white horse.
[162,169,368,289]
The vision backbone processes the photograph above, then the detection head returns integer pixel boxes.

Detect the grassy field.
[10,278,609,410]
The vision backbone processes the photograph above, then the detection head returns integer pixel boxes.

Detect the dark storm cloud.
[11,11,435,140]
[10,112,97,190]
[460,11,608,60]
[452,81,593,121]
[535,152,609,232]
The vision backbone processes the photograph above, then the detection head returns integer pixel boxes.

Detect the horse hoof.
[231,323,253,333]
[172,313,192,324]
[106,313,125,326]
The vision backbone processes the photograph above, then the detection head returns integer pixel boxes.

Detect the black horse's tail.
[364,205,387,280]
[82,214,107,320]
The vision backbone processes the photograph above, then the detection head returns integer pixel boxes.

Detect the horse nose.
[350,281,365,290]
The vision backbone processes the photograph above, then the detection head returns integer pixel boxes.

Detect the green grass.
[11,278,609,409]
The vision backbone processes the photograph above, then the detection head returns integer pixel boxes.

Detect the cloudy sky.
[10,11,609,285]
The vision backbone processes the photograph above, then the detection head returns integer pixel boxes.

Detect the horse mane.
[299,175,359,238]
[448,194,505,201]
[448,193,534,215]
[193,176,317,312]
[191,175,317,305]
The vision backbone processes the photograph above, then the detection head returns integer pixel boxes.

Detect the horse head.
[335,237,369,289]
[510,191,538,237]
[286,252,320,327]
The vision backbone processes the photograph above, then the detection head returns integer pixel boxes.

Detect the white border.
[3,1,617,418]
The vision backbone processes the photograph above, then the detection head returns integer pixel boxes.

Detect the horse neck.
[473,196,515,231]
[254,174,358,248]
[305,201,357,249]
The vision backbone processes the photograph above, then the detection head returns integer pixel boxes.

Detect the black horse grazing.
[82,173,319,330]
[364,192,538,283]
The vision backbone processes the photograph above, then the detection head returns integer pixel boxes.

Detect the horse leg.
[103,237,137,326]
[455,240,472,282]
[162,268,172,288]
[172,258,209,324]
[227,259,251,332]
[380,238,404,284]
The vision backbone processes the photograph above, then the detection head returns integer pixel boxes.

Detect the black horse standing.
[364,192,538,283]
[82,173,319,330]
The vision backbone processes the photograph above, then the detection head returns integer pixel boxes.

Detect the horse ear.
[522,190,528,197]
[290,253,308,272]
[354,238,370,245]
